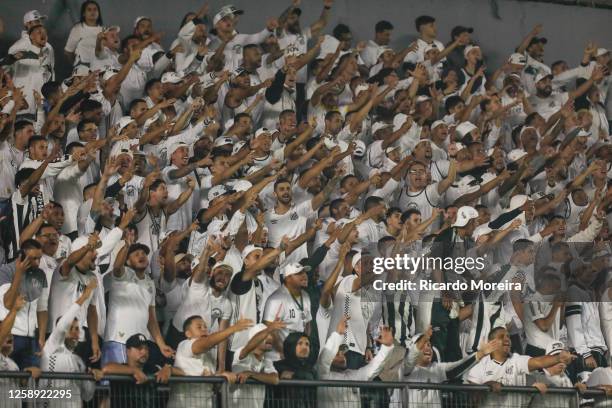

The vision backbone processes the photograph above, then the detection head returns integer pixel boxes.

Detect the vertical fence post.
[219,379,229,408]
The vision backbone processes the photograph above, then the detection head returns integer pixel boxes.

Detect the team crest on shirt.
[290,212,299,220]
[406,202,419,210]
[233,44,243,55]
[211,308,222,320]
[126,185,136,197]
[506,366,513,375]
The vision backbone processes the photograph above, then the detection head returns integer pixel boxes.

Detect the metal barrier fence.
[0,371,609,408]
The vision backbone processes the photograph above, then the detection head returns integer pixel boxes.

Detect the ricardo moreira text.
[370,255,523,292]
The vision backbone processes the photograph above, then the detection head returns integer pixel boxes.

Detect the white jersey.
[48,266,105,338]
[231,349,277,408]
[397,182,442,222]
[265,200,316,263]
[40,302,96,407]
[524,297,561,350]
[105,266,155,344]
[172,279,214,332]
[262,285,312,342]
[465,353,531,408]
[162,166,194,231]
[528,92,569,121]
[228,269,264,351]
[168,338,216,408]
[135,206,167,257]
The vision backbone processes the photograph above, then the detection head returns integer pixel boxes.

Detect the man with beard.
[103,333,182,408]
[39,278,101,407]
[265,174,339,264]
[134,171,196,256]
[263,263,313,346]
[103,239,174,367]
[396,160,457,229]
[529,67,605,120]
[170,239,236,368]
[466,327,576,408]
[0,239,47,368]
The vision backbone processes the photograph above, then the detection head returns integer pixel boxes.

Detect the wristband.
[165,51,173,59]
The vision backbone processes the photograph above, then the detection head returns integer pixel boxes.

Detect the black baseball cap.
[126,333,148,349]
[528,37,548,47]
[451,25,473,39]
[127,243,150,257]
[291,7,302,16]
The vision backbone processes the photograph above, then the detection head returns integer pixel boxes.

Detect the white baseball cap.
[282,262,311,278]
[372,121,392,135]
[509,194,529,211]
[545,341,565,356]
[596,48,609,57]
[508,53,527,65]
[161,72,184,84]
[117,116,136,133]
[208,184,233,201]
[463,45,480,58]
[452,206,478,228]
[431,120,446,130]
[535,72,553,83]
[213,136,234,147]
[212,262,234,274]
[231,179,253,193]
[232,140,247,155]
[168,141,189,157]
[110,143,133,159]
[23,10,47,25]
[507,148,528,163]
[254,127,272,138]
[242,244,263,259]
[353,83,369,96]
[455,121,477,141]
[472,224,493,241]
[415,95,431,104]
[351,252,362,269]
[455,175,480,195]
[133,16,152,29]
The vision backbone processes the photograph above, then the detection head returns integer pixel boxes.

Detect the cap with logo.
[213,136,235,147]
[117,116,136,134]
[452,206,478,228]
[126,333,149,349]
[535,72,553,83]
[24,10,47,25]
[208,184,235,201]
[161,72,184,84]
[282,262,311,278]
[508,53,527,65]
[214,5,244,26]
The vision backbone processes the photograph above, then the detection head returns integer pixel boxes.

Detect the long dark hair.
[80,0,103,26]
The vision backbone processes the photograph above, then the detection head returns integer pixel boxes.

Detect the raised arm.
[437,159,457,194]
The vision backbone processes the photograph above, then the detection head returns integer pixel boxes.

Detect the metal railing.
[0,371,609,407]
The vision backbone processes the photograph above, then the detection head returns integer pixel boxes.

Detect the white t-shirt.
[64,24,103,66]
[105,266,155,344]
[465,353,531,408]
[231,349,277,408]
[278,28,312,83]
[528,92,569,121]
[162,165,194,231]
[265,200,316,263]
[263,285,312,341]
[169,338,216,408]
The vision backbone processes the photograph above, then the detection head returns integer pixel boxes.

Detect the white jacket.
[316,331,393,408]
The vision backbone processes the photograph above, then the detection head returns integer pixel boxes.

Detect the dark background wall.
[1,0,610,78]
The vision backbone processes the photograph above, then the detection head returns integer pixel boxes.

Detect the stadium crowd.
[0,0,611,406]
